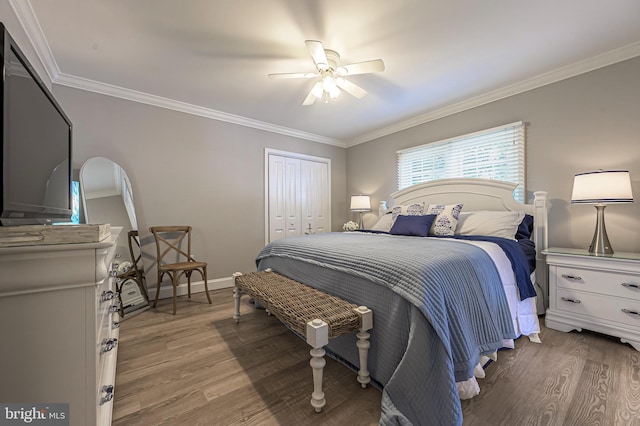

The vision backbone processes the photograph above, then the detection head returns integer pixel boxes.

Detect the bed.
[256,178,549,425]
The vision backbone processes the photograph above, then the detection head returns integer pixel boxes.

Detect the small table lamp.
[571,170,633,254]
[350,195,371,230]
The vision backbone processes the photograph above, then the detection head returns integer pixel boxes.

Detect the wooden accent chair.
[148,226,212,314]
[128,230,149,302]
[115,230,149,317]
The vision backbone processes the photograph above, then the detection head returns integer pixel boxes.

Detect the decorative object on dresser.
[571,170,634,254]
[350,194,371,230]
[80,157,149,317]
[0,223,110,247]
[544,248,640,352]
[0,227,122,426]
[149,226,212,315]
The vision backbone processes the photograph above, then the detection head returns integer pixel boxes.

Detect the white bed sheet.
[448,238,541,399]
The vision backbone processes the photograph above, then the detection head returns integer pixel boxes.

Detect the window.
[397,121,525,202]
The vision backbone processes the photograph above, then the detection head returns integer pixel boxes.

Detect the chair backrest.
[148,226,194,268]
[128,230,145,277]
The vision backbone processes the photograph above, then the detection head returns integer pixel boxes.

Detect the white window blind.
[397,121,525,202]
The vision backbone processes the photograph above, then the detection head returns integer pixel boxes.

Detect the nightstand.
[543,248,640,351]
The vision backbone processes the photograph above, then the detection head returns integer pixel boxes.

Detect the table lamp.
[350,195,371,230]
[571,170,633,254]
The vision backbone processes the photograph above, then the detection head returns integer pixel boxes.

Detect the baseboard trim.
[147,275,234,300]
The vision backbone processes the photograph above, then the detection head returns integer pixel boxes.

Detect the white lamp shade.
[350,195,371,211]
[571,170,633,204]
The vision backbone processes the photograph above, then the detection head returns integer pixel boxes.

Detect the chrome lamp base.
[589,205,613,255]
[358,212,364,230]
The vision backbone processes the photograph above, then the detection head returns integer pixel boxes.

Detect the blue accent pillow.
[390,214,437,237]
[516,214,534,240]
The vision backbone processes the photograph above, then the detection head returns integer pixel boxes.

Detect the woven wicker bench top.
[234,270,361,338]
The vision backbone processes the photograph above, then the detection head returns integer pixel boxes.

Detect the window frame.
[397,121,526,202]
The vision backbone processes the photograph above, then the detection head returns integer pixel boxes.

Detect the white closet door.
[268,155,301,241]
[267,151,330,243]
[300,160,329,235]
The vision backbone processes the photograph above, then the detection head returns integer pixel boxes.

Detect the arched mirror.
[80,157,149,316]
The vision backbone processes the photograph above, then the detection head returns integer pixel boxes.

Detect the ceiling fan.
[268,40,385,106]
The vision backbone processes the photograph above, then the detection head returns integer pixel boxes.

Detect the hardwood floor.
[113,289,640,425]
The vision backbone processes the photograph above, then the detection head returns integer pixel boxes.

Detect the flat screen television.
[0,23,73,226]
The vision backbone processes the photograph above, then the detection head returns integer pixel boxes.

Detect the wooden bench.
[232,269,373,413]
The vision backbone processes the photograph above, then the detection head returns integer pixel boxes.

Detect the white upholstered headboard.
[390,178,549,312]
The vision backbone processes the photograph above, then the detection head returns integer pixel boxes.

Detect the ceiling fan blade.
[335,78,367,99]
[305,40,329,70]
[302,81,323,106]
[268,72,318,79]
[337,59,385,76]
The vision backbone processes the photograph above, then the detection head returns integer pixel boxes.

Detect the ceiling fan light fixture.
[310,81,324,98]
[322,76,340,97]
[269,40,384,106]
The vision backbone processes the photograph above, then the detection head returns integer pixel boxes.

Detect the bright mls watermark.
[0,404,68,425]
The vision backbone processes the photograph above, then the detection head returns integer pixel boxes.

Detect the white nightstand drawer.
[555,266,640,301]
[556,288,640,329]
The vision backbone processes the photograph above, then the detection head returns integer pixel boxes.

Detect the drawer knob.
[101,338,118,353]
[622,308,640,316]
[621,283,640,290]
[101,290,115,302]
[561,296,581,304]
[100,385,114,405]
[561,274,583,282]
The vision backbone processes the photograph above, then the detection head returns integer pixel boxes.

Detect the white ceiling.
[16,0,640,147]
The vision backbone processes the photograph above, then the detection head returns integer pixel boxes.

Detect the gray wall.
[53,86,347,279]
[4,0,639,267]
[347,57,640,253]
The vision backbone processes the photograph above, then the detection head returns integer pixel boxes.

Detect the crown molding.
[346,41,640,147]
[12,0,640,150]
[10,0,345,148]
[54,73,346,147]
[8,0,61,83]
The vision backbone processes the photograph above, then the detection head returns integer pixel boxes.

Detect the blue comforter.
[256,232,516,425]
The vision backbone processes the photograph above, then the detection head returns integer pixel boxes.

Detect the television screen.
[1,23,72,225]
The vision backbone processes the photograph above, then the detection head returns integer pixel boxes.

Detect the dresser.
[0,227,122,426]
[544,247,640,351]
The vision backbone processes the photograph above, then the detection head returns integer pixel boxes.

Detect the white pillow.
[455,210,525,240]
[371,213,393,232]
[425,203,463,236]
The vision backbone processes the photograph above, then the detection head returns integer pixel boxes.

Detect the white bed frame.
[389,178,549,313]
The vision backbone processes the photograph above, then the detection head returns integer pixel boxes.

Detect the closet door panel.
[301,160,329,235]
[267,151,330,243]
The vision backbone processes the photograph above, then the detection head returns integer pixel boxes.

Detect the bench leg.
[354,306,373,388]
[307,318,329,413]
[232,272,243,323]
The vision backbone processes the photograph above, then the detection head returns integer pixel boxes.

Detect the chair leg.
[117,280,125,318]
[187,271,192,299]
[203,266,212,304]
[172,276,178,315]
[152,275,161,308]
